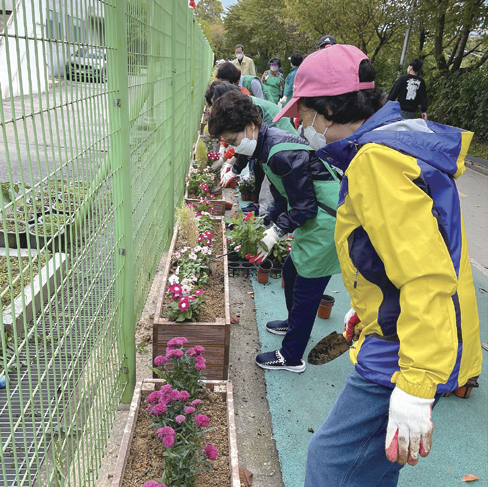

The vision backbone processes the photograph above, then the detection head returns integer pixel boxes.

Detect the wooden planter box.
[184,197,226,216]
[111,379,240,487]
[153,218,231,380]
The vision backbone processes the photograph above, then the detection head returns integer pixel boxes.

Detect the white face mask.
[236,53,243,60]
[270,65,279,72]
[234,127,257,156]
[304,111,329,150]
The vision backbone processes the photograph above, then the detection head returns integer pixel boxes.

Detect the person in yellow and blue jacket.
[273,44,482,486]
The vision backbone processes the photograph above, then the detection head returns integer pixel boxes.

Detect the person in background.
[262,57,285,104]
[217,62,265,99]
[232,44,256,76]
[388,58,428,119]
[272,43,482,486]
[279,52,303,108]
[208,90,341,374]
[317,34,337,50]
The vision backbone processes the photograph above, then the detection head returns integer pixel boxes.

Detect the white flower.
[201,247,208,254]
[174,251,181,259]
[182,284,193,294]
[193,246,202,252]
[168,274,179,285]
[175,266,180,275]
[189,252,197,260]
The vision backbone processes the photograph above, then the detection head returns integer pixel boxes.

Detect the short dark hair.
[289,53,303,67]
[269,57,281,67]
[235,44,244,51]
[409,58,422,74]
[205,80,240,106]
[300,59,384,124]
[217,62,241,84]
[208,90,262,139]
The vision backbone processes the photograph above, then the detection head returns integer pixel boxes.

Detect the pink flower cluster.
[142,481,168,487]
[198,231,213,246]
[207,151,220,161]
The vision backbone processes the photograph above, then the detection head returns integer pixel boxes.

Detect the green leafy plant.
[146,337,218,487]
[270,234,294,264]
[224,209,266,259]
[238,174,255,194]
[186,163,217,199]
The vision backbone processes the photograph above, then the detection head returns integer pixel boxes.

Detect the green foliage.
[270,234,294,265]
[237,174,255,194]
[224,209,266,258]
[195,0,224,24]
[185,163,218,198]
[427,67,488,140]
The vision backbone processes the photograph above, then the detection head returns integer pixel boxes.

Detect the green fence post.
[106,0,136,403]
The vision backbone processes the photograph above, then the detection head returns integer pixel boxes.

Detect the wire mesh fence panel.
[0,0,212,485]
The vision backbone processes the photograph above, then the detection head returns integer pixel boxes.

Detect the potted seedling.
[29,214,74,251]
[0,219,27,248]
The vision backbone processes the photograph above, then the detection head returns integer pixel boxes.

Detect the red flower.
[189,0,196,8]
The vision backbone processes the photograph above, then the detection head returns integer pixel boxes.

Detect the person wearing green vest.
[217,62,265,100]
[262,58,285,104]
[279,52,303,108]
[205,81,297,212]
[208,89,341,373]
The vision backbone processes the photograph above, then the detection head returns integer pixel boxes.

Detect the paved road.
[457,166,488,274]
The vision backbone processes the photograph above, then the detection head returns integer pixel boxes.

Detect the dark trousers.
[280,255,331,362]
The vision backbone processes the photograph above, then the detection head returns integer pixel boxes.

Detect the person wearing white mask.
[208,89,341,373]
[273,44,482,486]
[232,44,256,76]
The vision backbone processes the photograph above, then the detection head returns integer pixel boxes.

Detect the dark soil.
[161,220,225,323]
[307,331,350,365]
[121,387,231,487]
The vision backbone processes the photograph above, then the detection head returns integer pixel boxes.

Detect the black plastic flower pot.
[29,216,74,252]
[0,219,27,248]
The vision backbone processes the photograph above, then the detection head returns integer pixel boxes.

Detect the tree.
[195,0,224,24]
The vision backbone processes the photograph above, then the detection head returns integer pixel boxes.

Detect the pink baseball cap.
[273,44,374,122]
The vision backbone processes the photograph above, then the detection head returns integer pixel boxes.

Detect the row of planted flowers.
[118,336,237,487]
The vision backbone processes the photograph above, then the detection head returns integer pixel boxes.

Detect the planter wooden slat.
[153,219,230,380]
[112,379,240,487]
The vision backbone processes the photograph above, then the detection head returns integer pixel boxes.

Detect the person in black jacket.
[388,59,427,119]
[208,90,341,373]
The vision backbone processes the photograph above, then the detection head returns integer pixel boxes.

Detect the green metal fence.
[0,0,212,484]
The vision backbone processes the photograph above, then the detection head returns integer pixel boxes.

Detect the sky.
[220,0,237,11]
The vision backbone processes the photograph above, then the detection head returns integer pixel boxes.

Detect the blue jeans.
[280,256,331,362]
[305,371,442,486]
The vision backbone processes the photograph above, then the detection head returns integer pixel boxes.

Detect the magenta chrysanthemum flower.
[187,347,197,357]
[195,414,210,428]
[167,348,184,359]
[195,362,206,371]
[194,345,205,354]
[191,399,202,406]
[167,337,188,347]
[157,426,175,437]
[162,434,175,448]
[142,481,167,487]
[205,444,218,460]
[147,391,160,404]
[154,355,168,367]
[179,391,190,401]
[149,403,167,415]
[184,406,196,414]
[195,355,206,363]
[170,390,181,401]
[175,414,186,424]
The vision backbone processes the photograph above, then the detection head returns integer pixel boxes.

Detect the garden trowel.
[307,331,351,365]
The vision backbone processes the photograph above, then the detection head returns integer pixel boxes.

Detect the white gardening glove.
[220,168,237,188]
[247,226,281,264]
[279,95,287,105]
[211,156,226,172]
[220,162,233,179]
[219,144,226,156]
[385,387,435,466]
[421,112,427,120]
[343,308,361,343]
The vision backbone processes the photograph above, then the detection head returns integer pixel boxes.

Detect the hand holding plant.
[224,209,266,259]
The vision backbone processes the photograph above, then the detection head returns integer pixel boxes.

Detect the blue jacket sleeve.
[267,150,318,233]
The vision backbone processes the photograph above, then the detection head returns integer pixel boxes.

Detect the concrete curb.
[1,249,68,334]
[466,154,488,177]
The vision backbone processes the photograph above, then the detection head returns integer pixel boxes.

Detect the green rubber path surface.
[251,268,488,487]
